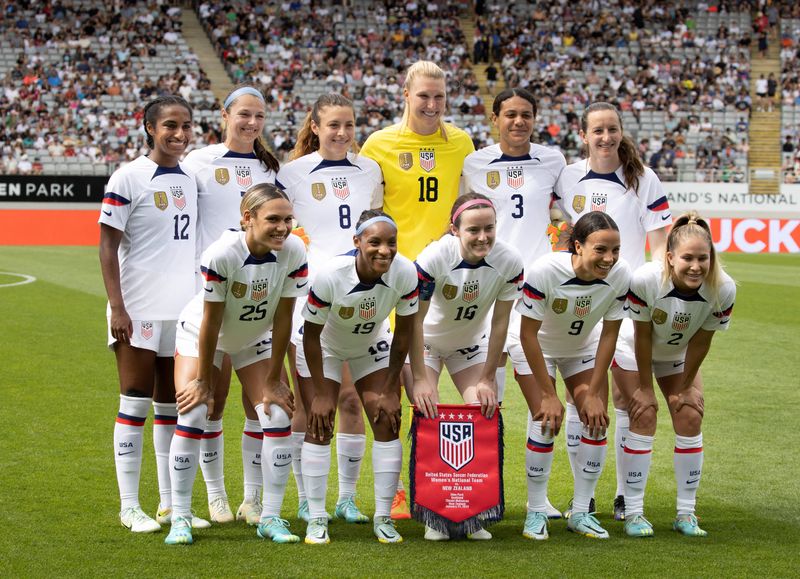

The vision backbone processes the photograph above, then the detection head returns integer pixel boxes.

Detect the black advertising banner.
[0,175,106,203]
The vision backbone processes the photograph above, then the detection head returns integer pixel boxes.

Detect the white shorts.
[611,318,638,371]
[507,342,596,380]
[296,332,392,383]
[424,335,488,375]
[653,358,686,379]
[107,318,176,357]
[175,321,273,371]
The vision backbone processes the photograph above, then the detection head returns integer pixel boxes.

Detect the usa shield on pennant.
[574,296,592,318]
[572,195,586,213]
[359,297,376,320]
[439,421,474,471]
[331,177,350,200]
[215,168,230,185]
[506,166,524,190]
[153,191,168,211]
[171,187,186,210]
[399,152,413,170]
[338,306,354,319]
[235,166,252,188]
[311,183,326,200]
[442,284,458,300]
[672,312,691,331]
[462,280,479,303]
[231,282,247,299]
[652,308,668,325]
[419,148,435,172]
[486,170,500,189]
[552,298,568,314]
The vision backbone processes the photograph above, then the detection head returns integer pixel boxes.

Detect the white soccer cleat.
[208,496,235,523]
[424,525,450,541]
[120,506,161,533]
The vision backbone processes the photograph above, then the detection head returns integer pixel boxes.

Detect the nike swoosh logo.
[256,349,269,355]
[378,529,393,539]
[409,300,418,307]
[466,353,480,360]
[566,442,580,448]
[205,287,213,293]
[686,478,700,485]
[117,450,135,456]
[296,281,308,289]
[102,209,112,216]
[527,473,544,478]
[673,361,685,368]
[202,457,218,463]
[582,357,595,364]
[307,308,318,316]
[173,466,191,471]
[661,214,671,221]
[348,457,362,463]
[252,461,262,466]
[374,355,389,362]
[523,302,533,309]
[274,461,291,467]
[623,304,640,314]
[626,478,641,484]
[582,468,601,474]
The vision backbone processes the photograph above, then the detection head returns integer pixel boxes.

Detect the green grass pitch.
[1,248,798,577]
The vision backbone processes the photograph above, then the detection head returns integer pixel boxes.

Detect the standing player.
[409,193,523,541]
[622,212,735,538]
[300,210,420,545]
[555,102,670,519]
[360,59,473,517]
[99,95,197,533]
[182,85,280,526]
[164,184,307,545]
[277,93,383,524]
[509,212,631,540]
[462,88,565,518]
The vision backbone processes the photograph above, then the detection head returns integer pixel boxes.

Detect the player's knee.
[633,406,658,432]
[673,406,703,434]
[337,389,363,419]
[179,404,208,429]
[263,404,291,429]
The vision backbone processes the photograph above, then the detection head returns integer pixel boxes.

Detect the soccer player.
[555,102,670,520]
[99,95,198,533]
[622,212,735,538]
[164,184,307,545]
[509,211,631,540]
[182,85,280,526]
[300,210,420,545]
[409,193,523,541]
[277,93,383,524]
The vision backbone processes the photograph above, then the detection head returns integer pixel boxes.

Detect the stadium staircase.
[458,16,499,142]
[181,7,234,103]
[748,27,782,195]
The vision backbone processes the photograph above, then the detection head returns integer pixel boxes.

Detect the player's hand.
[412,378,439,419]
[109,306,133,345]
[308,396,336,442]
[533,395,564,437]
[475,379,498,419]
[672,386,704,417]
[177,379,214,416]
[580,394,609,439]
[262,379,295,420]
[373,391,402,434]
[628,387,659,422]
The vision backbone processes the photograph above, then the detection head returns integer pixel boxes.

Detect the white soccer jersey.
[276,151,384,276]
[555,161,671,271]
[626,262,735,361]
[179,230,308,354]
[302,250,419,359]
[182,144,276,255]
[462,143,566,270]
[99,155,197,320]
[515,251,631,358]
[415,235,523,350]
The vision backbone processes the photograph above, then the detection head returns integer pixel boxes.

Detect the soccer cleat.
[545,497,562,519]
[563,497,596,519]
[297,500,332,523]
[155,505,211,529]
[614,495,626,521]
[625,514,654,537]
[236,499,263,526]
[335,497,369,524]
[424,525,450,541]
[673,514,708,537]
[257,517,300,543]
[373,516,403,543]
[567,512,609,539]
[390,489,411,520]
[120,506,161,533]
[522,511,549,541]
[208,496,235,523]
[467,526,492,540]
[304,517,330,545]
[164,516,193,545]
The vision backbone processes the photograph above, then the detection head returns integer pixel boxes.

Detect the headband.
[451,199,495,224]
[224,87,266,109]
[355,216,397,236]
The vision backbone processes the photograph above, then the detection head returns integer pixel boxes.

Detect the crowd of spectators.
[779,10,800,182]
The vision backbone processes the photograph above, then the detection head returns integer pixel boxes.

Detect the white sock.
[115,395,151,511]
[675,433,703,516]
[302,441,331,520]
[573,426,607,513]
[169,404,207,519]
[622,431,654,517]
[373,439,402,518]
[201,419,226,502]
[495,365,506,404]
[241,419,263,501]
[526,420,555,512]
[152,401,178,510]
[290,431,306,503]
[256,404,292,519]
[336,433,366,502]
[614,408,630,498]
[565,403,582,479]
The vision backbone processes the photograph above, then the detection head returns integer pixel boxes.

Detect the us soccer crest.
[486,170,500,190]
[311,183,326,200]
[359,297,376,320]
[672,312,691,331]
[591,193,607,212]
[215,168,230,185]
[399,152,413,170]
[231,282,247,299]
[442,284,458,300]
[332,177,350,200]
[506,166,524,190]
[439,421,474,471]
[153,191,168,211]
[171,186,186,210]
[419,148,436,172]
[235,166,252,188]
[552,298,568,314]
[462,280,479,303]
[251,280,269,301]
[652,308,668,325]
[574,296,592,318]
[140,321,153,340]
[338,306,354,319]
[572,195,586,213]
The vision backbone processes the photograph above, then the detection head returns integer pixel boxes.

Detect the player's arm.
[302,319,336,441]
[262,297,296,419]
[177,300,224,415]
[408,298,438,418]
[581,318,621,437]
[647,227,668,262]
[474,299,514,419]
[519,316,563,435]
[99,224,132,343]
